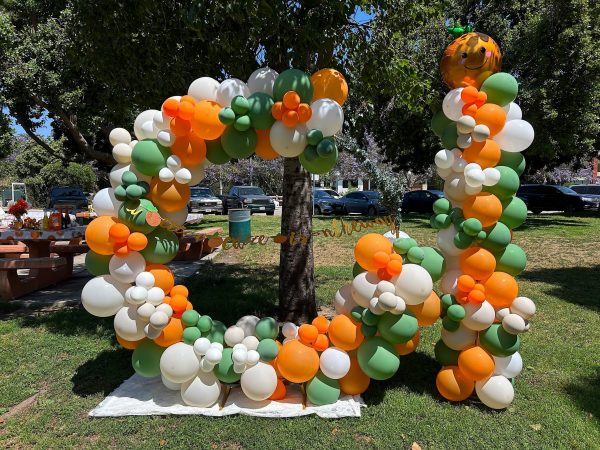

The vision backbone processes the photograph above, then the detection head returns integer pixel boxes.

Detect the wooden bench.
[0,257,68,300]
[175,227,223,261]
[0,243,28,258]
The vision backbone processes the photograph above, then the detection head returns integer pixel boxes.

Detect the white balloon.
[137,303,156,321]
[128,286,148,304]
[147,287,165,306]
[157,130,175,147]
[241,335,260,351]
[434,149,455,169]
[114,306,146,341]
[452,156,467,172]
[464,168,485,187]
[188,163,206,186]
[109,127,132,146]
[383,230,410,243]
[437,166,453,180]
[152,111,171,130]
[160,342,200,383]
[161,374,181,391]
[150,310,169,328]
[456,115,476,134]
[319,347,351,379]
[236,315,260,337]
[493,352,523,378]
[441,323,477,350]
[216,78,250,107]
[240,362,277,401]
[334,284,357,315]
[181,370,222,407]
[456,133,472,149]
[167,155,181,170]
[464,183,482,196]
[247,350,260,365]
[269,121,307,157]
[444,173,469,205]
[493,119,534,152]
[159,167,175,182]
[81,275,128,317]
[92,188,122,217]
[193,337,212,356]
[476,376,514,409]
[502,102,522,121]
[188,77,220,102]
[224,326,246,347]
[442,88,464,121]
[351,271,380,308]
[158,208,189,227]
[247,67,279,96]
[135,271,155,289]
[109,163,151,189]
[440,269,461,294]
[112,143,133,164]
[483,167,501,186]
[306,99,344,136]
[462,301,495,331]
[281,322,298,339]
[437,225,464,257]
[109,252,146,283]
[510,296,536,319]
[175,168,192,184]
[472,124,490,142]
[502,313,527,334]
[394,264,433,305]
[495,307,511,322]
[133,109,159,140]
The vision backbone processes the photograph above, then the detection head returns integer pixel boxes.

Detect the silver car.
[188,186,223,214]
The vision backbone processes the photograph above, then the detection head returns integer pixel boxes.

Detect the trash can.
[228,208,251,242]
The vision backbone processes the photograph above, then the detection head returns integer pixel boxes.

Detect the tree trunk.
[278,157,317,323]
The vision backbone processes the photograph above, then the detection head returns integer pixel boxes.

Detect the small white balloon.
[109,127,132,146]
[434,149,455,169]
[92,188,122,217]
[456,134,472,149]
[247,350,260,365]
[241,335,260,351]
[146,287,165,306]
[464,168,485,187]
[155,303,173,317]
[510,296,536,319]
[193,337,212,356]
[493,119,534,152]
[351,271,380,308]
[159,167,175,182]
[441,323,477,350]
[81,275,128,317]
[137,303,156,321]
[456,115,476,134]
[180,370,221,407]
[205,347,223,364]
[452,156,467,172]
[216,78,250,107]
[483,167,501,186]
[472,124,490,142]
[247,67,279,96]
[157,130,174,147]
[150,311,169,328]
[175,168,192,184]
[109,252,146,283]
[464,183,482,196]
[135,271,155,289]
[161,374,181,391]
[188,77,220,102]
[153,111,171,130]
[442,88,464,121]
[112,143,133,164]
[462,301,496,331]
[319,347,351,379]
[269,121,307,157]
[281,322,299,339]
[476,375,514,409]
[306,99,344,136]
[130,286,148,303]
[493,352,523,378]
[141,120,157,140]
[224,326,246,347]
[502,313,527,334]
[496,307,511,321]
[167,155,181,170]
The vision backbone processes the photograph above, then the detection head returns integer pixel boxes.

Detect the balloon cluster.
[430,30,536,409]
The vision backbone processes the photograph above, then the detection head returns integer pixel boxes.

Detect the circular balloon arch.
[82,28,536,409]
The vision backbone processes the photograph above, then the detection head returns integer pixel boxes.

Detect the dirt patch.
[0,386,47,422]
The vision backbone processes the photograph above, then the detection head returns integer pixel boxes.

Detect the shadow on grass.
[564,366,600,419]
[71,348,133,397]
[517,214,593,231]
[17,308,115,337]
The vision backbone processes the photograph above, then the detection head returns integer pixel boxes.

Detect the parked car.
[48,186,88,210]
[340,191,388,216]
[314,187,342,199]
[402,189,445,214]
[516,184,585,214]
[221,186,275,215]
[188,186,223,214]
[568,184,600,210]
[313,188,345,215]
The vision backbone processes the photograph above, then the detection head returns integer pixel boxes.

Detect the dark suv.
[516,184,585,214]
[569,184,600,210]
[48,186,89,210]
[402,190,444,214]
[222,186,275,215]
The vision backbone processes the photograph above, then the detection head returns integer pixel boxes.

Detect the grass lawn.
[1,213,599,449]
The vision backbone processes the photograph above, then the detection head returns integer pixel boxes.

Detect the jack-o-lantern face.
[441,32,502,89]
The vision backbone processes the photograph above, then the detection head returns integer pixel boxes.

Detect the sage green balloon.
[481,72,518,106]
[214,348,241,383]
[419,246,445,282]
[255,317,279,340]
[480,324,521,357]
[441,122,458,149]
[454,231,473,249]
[183,326,201,344]
[221,127,257,159]
[218,107,236,125]
[231,95,250,115]
[442,316,460,331]
[131,340,165,377]
[433,197,452,214]
[247,92,275,130]
[197,315,213,333]
[181,310,200,327]
[131,139,170,176]
[431,110,453,137]
[406,246,425,264]
[357,336,400,380]
[306,371,340,406]
[480,221,511,252]
[377,312,418,344]
[351,307,364,323]
[434,340,460,366]
[494,243,527,276]
[273,69,313,103]
[234,115,251,132]
[484,166,520,199]
[118,199,158,234]
[500,196,528,229]
[140,226,179,264]
[362,309,380,327]
[121,170,138,186]
[393,237,417,255]
[430,213,451,230]
[462,217,482,236]
[85,250,111,276]
[307,129,323,146]
[207,320,226,344]
[499,150,526,176]
[206,139,231,165]
[447,304,465,322]
[352,262,366,277]
[299,140,338,174]
[441,294,455,310]
[257,338,279,361]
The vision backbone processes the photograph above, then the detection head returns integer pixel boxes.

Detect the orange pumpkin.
[441,32,502,90]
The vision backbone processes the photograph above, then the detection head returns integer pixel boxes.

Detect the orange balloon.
[170,116,191,137]
[297,103,312,122]
[328,315,364,351]
[127,232,148,252]
[312,316,330,334]
[463,192,502,228]
[395,330,420,355]
[459,247,497,281]
[86,216,119,255]
[283,91,300,110]
[109,223,130,243]
[457,274,476,292]
[298,324,319,345]
[269,378,287,400]
[462,139,500,169]
[313,334,330,352]
[170,285,189,297]
[146,264,175,294]
[154,317,183,347]
[149,178,191,213]
[354,233,393,272]
[178,98,196,121]
[458,346,495,381]
[192,100,226,140]
[170,294,188,315]
[468,290,486,303]
[162,98,179,117]
[255,129,279,160]
[282,110,299,127]
[276,340,320,383]
[474,103,506,136]
[311,68,349,105]
[484,272,518,309]
[407,292,441,326]
[339,355,370,395]
[117,335,144,350]
[171,131,206,166]
[436,366,475,402]
[113,243,129,257]
[272,102,284,120]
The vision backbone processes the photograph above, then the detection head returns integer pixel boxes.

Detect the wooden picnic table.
[175,226,223,261]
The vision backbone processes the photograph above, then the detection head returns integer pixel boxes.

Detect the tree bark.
[278,157,317,323]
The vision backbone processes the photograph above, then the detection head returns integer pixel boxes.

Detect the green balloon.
[304,145,318,161]
[500,196,528,229]
[221,127,257,159]
[454,231,474,249]
[255,317,279,340]
[131,140,170,176]
[434,340,460,366]
[214,348,241,383]
[197,315,213,333]
[257,338,279,361]
[441,122,458,149]
[218,107,236,125]
[233,115,251,132]
[306,371,340,406]
[357,337,400,380]
[273,69,313,103]
[247,93,275,130]
[484,166,520,199]
[480,221,511,252]
[447,304,465,322]
[441,294,455,310]
[118,199,158,234]
[361,323,377,337]
[131,340,165,377]
[207,320,226,344]
[140,226,179,264]
[352,262,366,277]
[480,324,521,357]
[362,309,380,327]
[393,237,417,255]
[351,307,364,323]
[307,129,323,146]
[419,247,445,282]
[462,218,482,236]
[183,326,201,344]
[499,150,526,176]
[377,312,419,344]
[206,139,231,165]
[85,250,111,276]
[122,170,138,186]
[442,316,460,331]
[114,185,127,201]
[430,213,451,230]
[450,208,465,227]
[316,138,336,157]
[231,95,250,115]
[181,310,200,327]
[495,243,527,276]
[481,72,519,107]
[299,141,338,174]
[406,246,425,264]
[126,184,144,199]
[431,110,453,138]
[433,198,452,215]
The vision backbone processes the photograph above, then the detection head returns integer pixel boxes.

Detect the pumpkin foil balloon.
[441,32,502,89]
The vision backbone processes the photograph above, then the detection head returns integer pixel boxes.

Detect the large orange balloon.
[463,192,502,228]
[145,263,175,294]
[459,247,497,281]
[462,139,500,169]
[458,346,495,381]
[149,178,191,213]
[328,315,364,351]
[354,233,393,272]
[484,272,518,309]
[269,378,287,400]
[311,68,349,105]
[436,366,475,401]
[86,216,119,255]
[395,330,420,356]
[339,355,370,395]
[117,335,144,350]
[171,130,206,166]
[154,317,183,347]
[192,100,226,140]
[407,292,441,326]
[276,340,320,383]
[255,129,279,160]
[474,103,506,136]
